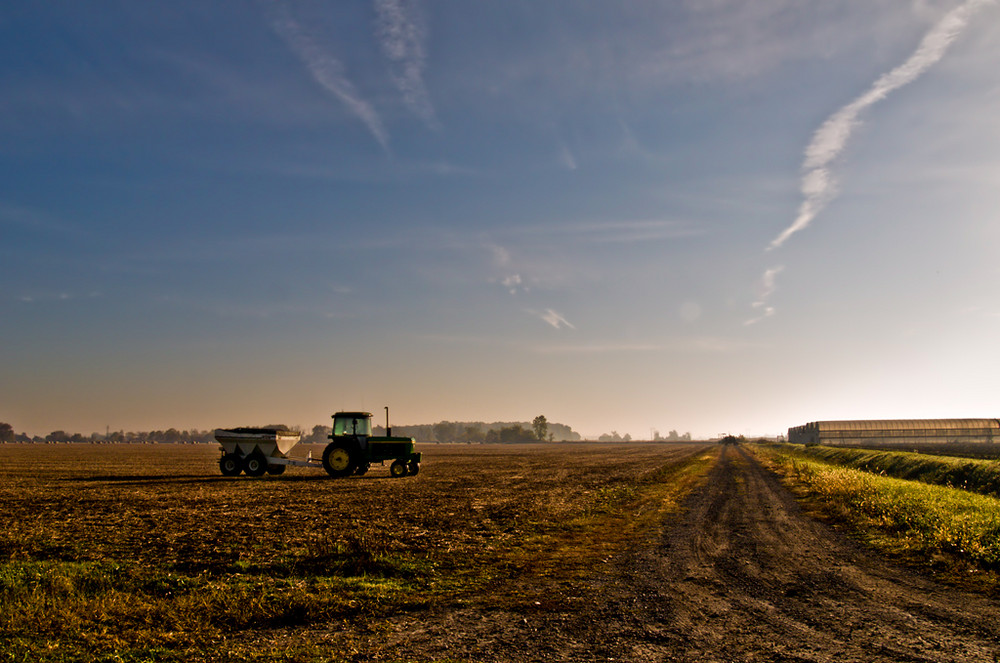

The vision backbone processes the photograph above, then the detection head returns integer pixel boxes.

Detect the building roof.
[796,419,999,432]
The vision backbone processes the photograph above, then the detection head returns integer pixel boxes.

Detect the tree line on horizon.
[0,419,693,445]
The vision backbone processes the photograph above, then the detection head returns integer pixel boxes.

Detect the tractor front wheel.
[390,459,408,478]
[266,463,286,476]
[408,460,420,476]
[219,454,242,476]
[323,443,358,477]
[355,462,370,476]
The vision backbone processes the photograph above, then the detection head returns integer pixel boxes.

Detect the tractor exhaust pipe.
[385,406,391,437]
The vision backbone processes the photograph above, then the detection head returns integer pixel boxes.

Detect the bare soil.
[382,444,1000,662]
[3,442,1000,661]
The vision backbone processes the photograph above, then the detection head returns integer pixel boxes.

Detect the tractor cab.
[331,411,373,442]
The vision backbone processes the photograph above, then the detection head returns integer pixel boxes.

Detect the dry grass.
[754,444,1000,585]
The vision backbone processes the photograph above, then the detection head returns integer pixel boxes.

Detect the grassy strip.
[774,443,1000,497]
[0,560,424,662]
[755,445,1000,579]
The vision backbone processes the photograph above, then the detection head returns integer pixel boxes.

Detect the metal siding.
[787,419,1000,445]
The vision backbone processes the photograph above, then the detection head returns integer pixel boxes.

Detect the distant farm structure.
[788,419,1000,446]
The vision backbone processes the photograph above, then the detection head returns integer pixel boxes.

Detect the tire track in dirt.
[591,444,1000,662]
[381,445,1000,661]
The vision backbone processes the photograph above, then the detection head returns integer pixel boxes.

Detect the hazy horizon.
[3,2,999,440]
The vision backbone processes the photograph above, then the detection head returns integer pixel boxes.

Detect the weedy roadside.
[753,444,1000,587]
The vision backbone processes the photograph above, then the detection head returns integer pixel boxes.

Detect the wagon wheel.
[243,451,268,477]
[266,463,286,476]
[323,443,358,477]
[390,459,408,478]
[219,454,242,476]
[407,460,420,476]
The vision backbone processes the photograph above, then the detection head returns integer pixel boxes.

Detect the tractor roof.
[332,411,373,419]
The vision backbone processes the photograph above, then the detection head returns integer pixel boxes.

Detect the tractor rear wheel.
[390,459,408,478]
[266,463,286,476]
[323,443,358,477]
[219,454,242,476]
[243,451,268,477]
[408,460,420,476]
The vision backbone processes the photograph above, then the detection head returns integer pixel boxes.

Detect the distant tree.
[532,415,549,441]
[304,425,331,444]
[433,421,458,443]
[483,425,536,444]
[0,422,13,444]
[46,430,69,443]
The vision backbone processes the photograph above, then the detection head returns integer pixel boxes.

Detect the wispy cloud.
[753,0,993,325]
[17,290,102,304]
[533,343,660,355]
[769,0,994,250]
[558,143,578,171]
[0,202,82,237]
[537,308,575,330]
[501,274,525,295]
[485,242,530,295]
[744,265,784,326]
[510,218,703,245]
[373,0,436,127]
[532,336,757,355]
[268,2,389,150]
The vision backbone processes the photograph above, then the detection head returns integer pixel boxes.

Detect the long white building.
[787,419,1000,446]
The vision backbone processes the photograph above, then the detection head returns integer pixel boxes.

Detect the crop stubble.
[0,442,710,661]
[3,443,1000,662]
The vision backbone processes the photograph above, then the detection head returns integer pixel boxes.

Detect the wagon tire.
[390,459,408,478]
[266,463,286,476]
[323,443,358,478]
[219,454,242,476]
[243,451,268,477]
[407,461,420,476]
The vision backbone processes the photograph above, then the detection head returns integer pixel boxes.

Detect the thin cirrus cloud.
[750,0,993,324]
[373,0,437,127]
[267,2,390,150]
[744,265,784,327]
[538,309,576,330]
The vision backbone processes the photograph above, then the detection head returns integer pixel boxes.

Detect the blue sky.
[3,1,1000,439]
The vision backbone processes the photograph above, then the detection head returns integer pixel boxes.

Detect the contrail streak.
[769,0,993,250]
[268,2,390,151]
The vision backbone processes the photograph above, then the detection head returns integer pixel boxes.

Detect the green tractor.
[323,410,421,478]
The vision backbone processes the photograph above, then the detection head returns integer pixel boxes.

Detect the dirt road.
[391,445,1000,662]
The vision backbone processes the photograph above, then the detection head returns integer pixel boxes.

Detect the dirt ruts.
[388,445,1000,661]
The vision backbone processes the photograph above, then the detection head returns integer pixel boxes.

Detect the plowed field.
[2,442,1000,661]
